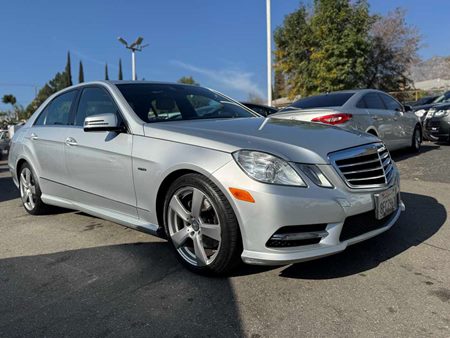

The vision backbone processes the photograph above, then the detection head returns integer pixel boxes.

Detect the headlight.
[297,164,334,188]
[414,109,426,117]
[233,150,306,186]
[433,109,450,118]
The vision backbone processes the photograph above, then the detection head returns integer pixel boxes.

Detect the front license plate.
[374,186,398,220]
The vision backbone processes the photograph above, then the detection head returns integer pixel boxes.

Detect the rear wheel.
[411,126,422,152]
[163,173,242,275]
[19,163,51,215]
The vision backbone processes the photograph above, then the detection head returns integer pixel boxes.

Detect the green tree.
[78,61,84,83]
[2,94,17,106]
[273,69,287,99]
[177,76,198,85]
[118,59,123,80]
[2,94,18,120]
[25,67,72,117]
[274,0,372,97]
[105,63,109,80]
[65,51,73,86]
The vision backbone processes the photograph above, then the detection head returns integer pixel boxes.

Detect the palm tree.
[2,94,18,120]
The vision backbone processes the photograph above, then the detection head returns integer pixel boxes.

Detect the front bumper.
[425,117,450,142]
[211,160,404,266]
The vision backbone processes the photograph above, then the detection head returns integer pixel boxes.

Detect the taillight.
[311,113,352,125]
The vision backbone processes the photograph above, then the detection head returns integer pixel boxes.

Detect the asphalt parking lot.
[0,142,449,337]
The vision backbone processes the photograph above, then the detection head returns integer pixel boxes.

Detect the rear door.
[64,86,137,217]
[361,92,396,148]
[25,89,78,199]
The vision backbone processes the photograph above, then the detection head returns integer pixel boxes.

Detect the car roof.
[312,89,385,95]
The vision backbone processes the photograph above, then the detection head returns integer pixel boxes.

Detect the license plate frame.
[374,186,398,220]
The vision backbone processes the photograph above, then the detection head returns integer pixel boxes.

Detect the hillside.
[410,56,450,82]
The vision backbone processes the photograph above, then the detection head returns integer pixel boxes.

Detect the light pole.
[117,36,148,80]
[266,0,272,106]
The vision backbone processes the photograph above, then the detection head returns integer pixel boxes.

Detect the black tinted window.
[287,93,354,110]
[380,93,402,111]
[117,84,255,123]
[35,90,76,126]
[356,98,367,108]
[363,93,385,109]
[75,87,119,126]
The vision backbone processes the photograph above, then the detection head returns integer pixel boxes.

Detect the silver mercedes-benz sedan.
[8,81,405,275]
[274,89,422,152]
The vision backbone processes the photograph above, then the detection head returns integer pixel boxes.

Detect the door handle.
[372,116,382,121]
[30,133,39,140]
[65,137,78,146]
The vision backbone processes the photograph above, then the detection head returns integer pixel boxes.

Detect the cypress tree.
[65,51,73,86]
[78,61,84,83]
[105,63,109,80]
[118,59,123,80]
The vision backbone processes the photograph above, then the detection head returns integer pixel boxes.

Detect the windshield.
[282,92,354,111]
[433,93,450,104]
[116,83,257,123]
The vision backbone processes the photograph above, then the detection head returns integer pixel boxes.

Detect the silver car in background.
[275,89,422,152]
[8,81,404,275]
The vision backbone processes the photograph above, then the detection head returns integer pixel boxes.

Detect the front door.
[64,86,137,217]
[379,93,409,148]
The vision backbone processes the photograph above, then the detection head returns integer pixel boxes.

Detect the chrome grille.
[329,143,394,189]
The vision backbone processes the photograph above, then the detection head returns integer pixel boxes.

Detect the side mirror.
[404,105,412,112]
[84,113,122,132]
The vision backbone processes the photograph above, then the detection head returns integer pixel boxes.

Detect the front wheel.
[163,174,242,275]
[410,126,422,152]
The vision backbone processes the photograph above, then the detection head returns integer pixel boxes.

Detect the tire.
[163,173,242,275]
[410,126,422,153]
[18,162,51,215]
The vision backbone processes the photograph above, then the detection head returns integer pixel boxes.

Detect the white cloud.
[171,60,265,99]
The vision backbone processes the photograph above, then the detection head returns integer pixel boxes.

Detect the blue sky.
[1,0,449,109]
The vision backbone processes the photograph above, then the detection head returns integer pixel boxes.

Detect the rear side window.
[356,98,367,108]
[363,93,385,110]
[75,87,120,126]
[380,94,402,111]
[35,90,77,126]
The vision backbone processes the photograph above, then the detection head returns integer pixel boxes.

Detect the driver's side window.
[75,87,120,126]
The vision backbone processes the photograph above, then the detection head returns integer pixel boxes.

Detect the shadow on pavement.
[0,176,19,202]
[279,191,446,280]
[390,143,439,163]
[0,242,243,337]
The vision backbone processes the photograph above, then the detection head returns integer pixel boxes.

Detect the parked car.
[0,130,10,160]
[274,89,422,152]
[423,103,450,143]
[8,81,404,275]
[240,102,278,116]
[408,95,439,107]
[413,91,450,120]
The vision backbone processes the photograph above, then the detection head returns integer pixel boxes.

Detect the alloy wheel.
[19,167,37,211]
[167,186,222,266]
[415,129,421,149]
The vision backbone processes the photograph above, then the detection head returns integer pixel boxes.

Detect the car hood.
[413,103,437,111]
[143,117,378,164]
